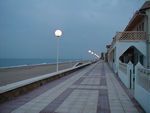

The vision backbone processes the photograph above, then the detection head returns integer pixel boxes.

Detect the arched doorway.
[119,46,144,66]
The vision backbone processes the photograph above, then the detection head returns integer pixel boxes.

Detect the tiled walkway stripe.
[97,89,110,113]
[97,62,110,113]
[39,88,74,113]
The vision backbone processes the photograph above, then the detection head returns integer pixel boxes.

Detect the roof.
[140,1,150,11]
[124,1,150,31]
[124,11,144,31]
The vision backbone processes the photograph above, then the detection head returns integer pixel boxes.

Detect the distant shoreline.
[0,58,84,69]
[0,60,86,69]
[0,61,89,86]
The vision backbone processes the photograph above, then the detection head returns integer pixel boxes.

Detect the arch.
[119,46,144,65]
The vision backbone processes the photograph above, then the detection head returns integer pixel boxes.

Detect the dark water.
[0,58,81,68]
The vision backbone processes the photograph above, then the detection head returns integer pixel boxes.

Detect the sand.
[0,61,88,86]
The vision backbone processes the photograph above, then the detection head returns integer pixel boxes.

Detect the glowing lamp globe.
[88,50,92,53]
[55,30,62,37]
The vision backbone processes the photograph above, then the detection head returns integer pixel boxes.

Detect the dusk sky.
[0,0,146,60]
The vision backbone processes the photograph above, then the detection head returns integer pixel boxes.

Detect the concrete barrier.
[0,62,93,103]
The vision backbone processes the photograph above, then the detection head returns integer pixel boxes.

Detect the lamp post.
[55,29,62,72]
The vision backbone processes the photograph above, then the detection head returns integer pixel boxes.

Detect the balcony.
[116,31,146,41]
[110,31,146,49]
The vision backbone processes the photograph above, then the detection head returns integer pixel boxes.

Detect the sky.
[0,0,146,60]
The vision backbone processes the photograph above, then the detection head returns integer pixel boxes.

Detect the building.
[106,1,150,113]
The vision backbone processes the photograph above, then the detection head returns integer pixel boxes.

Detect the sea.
[0,58,82,68]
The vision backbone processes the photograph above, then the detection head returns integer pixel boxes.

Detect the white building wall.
[135,84,150,113]
[146,9,150,68]
[118,62,134,88]
[118,70,129,87]
[135,64,150,113]
[115,41,147,72]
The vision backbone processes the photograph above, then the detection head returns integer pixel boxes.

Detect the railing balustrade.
[116,31,146,41]
[109,31,146,49]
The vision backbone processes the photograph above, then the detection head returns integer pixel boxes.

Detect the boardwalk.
[0,61,141,113]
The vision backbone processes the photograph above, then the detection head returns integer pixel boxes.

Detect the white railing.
[119,62,127,75]
[109,31,146,50]
[137,67,150,92]
[116,31,146,41]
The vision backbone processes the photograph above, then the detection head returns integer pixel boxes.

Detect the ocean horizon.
[0,58,83,68]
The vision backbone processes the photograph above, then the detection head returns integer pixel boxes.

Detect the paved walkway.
[0,61,141,113]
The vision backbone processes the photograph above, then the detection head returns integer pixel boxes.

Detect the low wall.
[118,61,134,89]
[0,61,94,103]
[118,70,129,88]
[118,62,129,88]
[135,63,150,113]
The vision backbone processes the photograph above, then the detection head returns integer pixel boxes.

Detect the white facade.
[135,63,150,113]
[112,41,147,72]
[106,2,150,112]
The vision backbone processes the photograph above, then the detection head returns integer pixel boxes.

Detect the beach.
[0,61,88,86]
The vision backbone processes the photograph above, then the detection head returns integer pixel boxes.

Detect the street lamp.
[55,29,62,72]
[88,50,92,53]
[88,50,100,59]
[88,50,94,60]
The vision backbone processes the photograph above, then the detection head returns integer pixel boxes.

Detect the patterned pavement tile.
[55,89,99,113]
